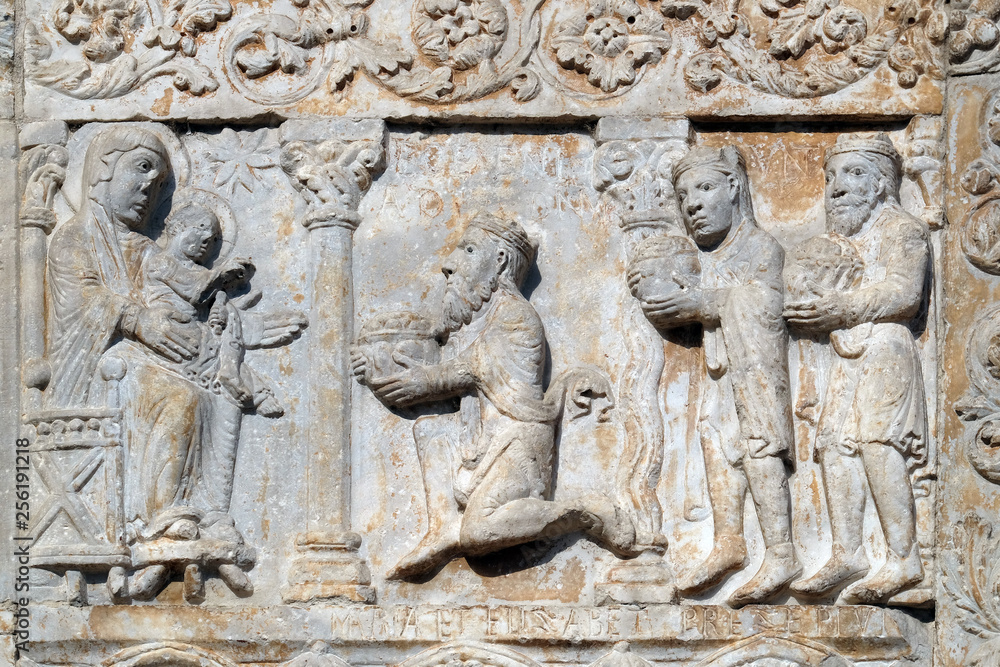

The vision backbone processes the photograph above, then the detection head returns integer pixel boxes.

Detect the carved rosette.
[959,90,1000,274]
[549,0,672,94]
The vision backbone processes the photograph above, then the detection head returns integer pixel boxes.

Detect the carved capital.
[901,115,946,230]
[593,117,692,236]
[19,122,69,235]
[278,120,387,233]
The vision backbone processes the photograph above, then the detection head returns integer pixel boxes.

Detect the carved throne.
[23,357,131,604]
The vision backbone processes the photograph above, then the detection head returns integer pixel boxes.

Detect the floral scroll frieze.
[223,0,544,105]
[666,0,945,96]
[942,514,1000,665]
[26,0,233,98]
[23,0,956,104]
[954,90,1000,487]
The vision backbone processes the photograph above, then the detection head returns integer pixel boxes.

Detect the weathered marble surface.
[5,0,1000,664]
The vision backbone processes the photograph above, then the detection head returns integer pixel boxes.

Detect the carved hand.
[135,307,200,362]
[350,346,370,385]
[242,308,308,348]
[640,289,708,327]
[368,366,433,408]
[783,291,851,332]
[217,257,255,288]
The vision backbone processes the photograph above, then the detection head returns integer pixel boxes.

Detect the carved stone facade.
[2,0,999,665]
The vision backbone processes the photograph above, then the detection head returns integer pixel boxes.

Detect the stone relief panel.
[943,75,1000,666]
[4,105,961,667]
[18,121,317,607]
[9,0,997,654]
[21,0,946,120]
[587,121,940,611]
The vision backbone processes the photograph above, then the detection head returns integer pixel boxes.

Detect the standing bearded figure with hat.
[353,213,636,580]
[786,133,928,603]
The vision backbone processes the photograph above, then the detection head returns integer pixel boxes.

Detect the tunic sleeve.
[845,215,928,327]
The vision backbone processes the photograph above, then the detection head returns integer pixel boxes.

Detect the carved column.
[592,117,691,605]
[18,121,68,412]
[279,119,385,603]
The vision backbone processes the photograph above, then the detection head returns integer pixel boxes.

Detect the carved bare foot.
[727,542,802,607]
[218,563,254,595]
[130,564,168,601]
[387,527,461,581]
[790,544,869,597]
[582,495,638,558]
[841,549,923,604]
[678,535,747,595]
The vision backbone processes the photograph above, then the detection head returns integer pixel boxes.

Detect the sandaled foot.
[728,543,802,607]
[678,535,748,595]
[387,528,461,581]
[791,545,869,597]
[841,549,923,604]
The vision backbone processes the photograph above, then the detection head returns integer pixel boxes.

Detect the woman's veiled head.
[84,128,171,231]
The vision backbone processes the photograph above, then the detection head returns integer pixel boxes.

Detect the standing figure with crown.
[786,133,929,604]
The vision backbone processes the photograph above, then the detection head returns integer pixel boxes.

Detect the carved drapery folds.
[278,119,385,603]
[20,122,309,605]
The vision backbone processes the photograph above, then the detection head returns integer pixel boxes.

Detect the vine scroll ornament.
[223,0,544,105]
[953,91,1000,485]
[26,0,233,98]
[661,0,947,96]
[942,514,1000,665]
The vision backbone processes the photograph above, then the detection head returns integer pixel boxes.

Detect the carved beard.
[827,192,878,237]
[440,271,500,335]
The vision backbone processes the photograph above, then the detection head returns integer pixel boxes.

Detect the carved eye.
[466,245,475,254]
[700,182,713,191]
